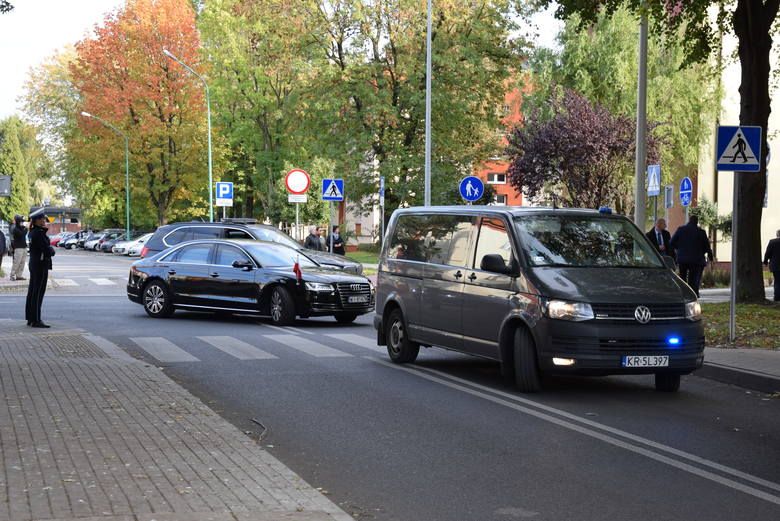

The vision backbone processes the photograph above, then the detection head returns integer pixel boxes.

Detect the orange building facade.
[474,85,525,206]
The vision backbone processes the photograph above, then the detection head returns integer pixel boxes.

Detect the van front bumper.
[535,319,705,375]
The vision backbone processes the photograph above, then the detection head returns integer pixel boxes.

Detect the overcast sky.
[0,1,561,120]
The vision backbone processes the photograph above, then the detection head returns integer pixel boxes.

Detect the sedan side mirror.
[663,255,677,271]
[232,260,254,271]
[480,254,511,275]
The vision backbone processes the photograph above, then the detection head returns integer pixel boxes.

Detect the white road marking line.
[84,334,137,363]
[197,336,278,360]
[287,326,315,335]
[326,333,385,353]
[54,278,79,286]
[89,278,116,286]
[130,337,200,363]
[265,334,352,358]
[369,357,780,506]
[262,324,298,335]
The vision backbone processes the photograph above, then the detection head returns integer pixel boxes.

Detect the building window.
[493,194,507,206]
[487,173,506,185]
[355,223,362,236]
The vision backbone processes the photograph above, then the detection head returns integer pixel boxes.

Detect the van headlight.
[685,301,701,321]
[305,282,334,292]
[546,300,594,322]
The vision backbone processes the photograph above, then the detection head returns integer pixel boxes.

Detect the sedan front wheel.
[269,286,296,326]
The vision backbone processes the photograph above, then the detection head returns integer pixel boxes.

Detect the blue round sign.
[679,176,693,207]
[459,176,484,202]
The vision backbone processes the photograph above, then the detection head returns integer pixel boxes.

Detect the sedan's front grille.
[591,303,686,321]
[335,283,374,309]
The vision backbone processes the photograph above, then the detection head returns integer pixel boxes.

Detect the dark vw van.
[373,207,704,392]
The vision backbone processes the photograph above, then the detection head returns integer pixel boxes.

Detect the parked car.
[373,206,704,393]
[140,219,362,274]
[79,231,101,249]
[84,233,106,251]
[124,233,153,256]
[62,231,87,249]
[127,239,374,325]
[99,232,127,252]
[49,232,70,247]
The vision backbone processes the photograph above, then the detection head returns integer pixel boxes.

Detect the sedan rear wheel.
[143,281,174,318]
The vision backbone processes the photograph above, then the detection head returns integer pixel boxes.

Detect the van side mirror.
[663,256,677,271]
[480,254,511,275]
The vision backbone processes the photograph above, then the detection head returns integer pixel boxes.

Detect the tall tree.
[543,0,777,303]
[71,0,214,226]
[0,117,31,222]
[507,90,659,212]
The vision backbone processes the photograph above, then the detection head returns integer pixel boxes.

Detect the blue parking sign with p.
[216,182,233,207]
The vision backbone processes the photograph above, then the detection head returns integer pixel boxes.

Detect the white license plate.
[622,355,669,368]
[348,295,369,304]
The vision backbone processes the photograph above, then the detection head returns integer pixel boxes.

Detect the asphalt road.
[2,249,780,520]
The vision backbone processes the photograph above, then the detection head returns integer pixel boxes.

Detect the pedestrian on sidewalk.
[25,208,55,328]
[304,225,323,251]
[670,215,713,297]
[328,225,345,255]
[9,214,27,280]
[764,229,780,302]
[646,218,674,259]
[0,227,6,275]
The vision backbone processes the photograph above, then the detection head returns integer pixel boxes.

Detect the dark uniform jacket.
[329,233,345,255]
[645,228,674,259]
[11,223,27,250]
[304,233,323,251]
[0,230,6,256]
[765,238,780,272]
[670,222,713,266]
[29,225,54,270]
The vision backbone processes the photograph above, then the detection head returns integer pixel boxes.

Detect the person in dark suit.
[304,226,323,251]
[328,225,346,255]
[25,209,55,328]
[670,215,713,297]
[764,230,780,302]
[646,218,674,259]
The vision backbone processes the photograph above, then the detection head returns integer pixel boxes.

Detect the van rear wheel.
[386,309,419,363]
[655,373,681,392]
[513,327,542,392]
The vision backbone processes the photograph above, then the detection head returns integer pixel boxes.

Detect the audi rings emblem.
[350,283,363,291]
[634,306,652,324]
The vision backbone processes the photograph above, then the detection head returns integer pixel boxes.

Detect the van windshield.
[514,215,663,268]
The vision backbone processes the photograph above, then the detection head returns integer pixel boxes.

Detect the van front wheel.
[386,309,419,363]
[513,327,542,393]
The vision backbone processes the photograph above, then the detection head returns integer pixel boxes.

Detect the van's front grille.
[551,336,705,354]
[591,303,686,321]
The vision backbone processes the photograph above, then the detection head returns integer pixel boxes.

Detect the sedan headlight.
[546,300,594,322]
[305,282,334,292]
[685,301,701,321]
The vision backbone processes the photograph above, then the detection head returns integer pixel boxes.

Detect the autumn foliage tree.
[72,0,211,226]
[507,90,659,213]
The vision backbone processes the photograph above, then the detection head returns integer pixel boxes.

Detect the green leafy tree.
[0,118,31,221]
[542,0,778,303]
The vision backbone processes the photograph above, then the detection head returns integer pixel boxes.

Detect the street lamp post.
[81,111,131,239]
[163,48,214,222]
[424,0,432,207]
[633,5,648,227]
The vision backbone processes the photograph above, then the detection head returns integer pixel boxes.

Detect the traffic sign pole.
[730,174,738,342]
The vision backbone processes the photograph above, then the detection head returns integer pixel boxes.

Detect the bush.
[357,242,381,254]
[701,268,731,288]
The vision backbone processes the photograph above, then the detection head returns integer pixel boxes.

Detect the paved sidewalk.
[699,286,775,303]
[702,347,780,394]
[0,320,351,521]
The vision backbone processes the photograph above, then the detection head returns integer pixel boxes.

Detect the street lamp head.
[163,48,175,59]
[81,111,92,118]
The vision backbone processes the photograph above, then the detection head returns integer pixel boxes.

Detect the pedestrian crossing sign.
[647,165,661,196]
[322,179,344,201]
[716,126,762,172]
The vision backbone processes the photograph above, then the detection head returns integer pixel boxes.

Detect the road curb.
[698,362,780,394]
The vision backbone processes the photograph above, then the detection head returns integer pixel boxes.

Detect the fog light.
[667,336,681,346]
[552,357,575,366]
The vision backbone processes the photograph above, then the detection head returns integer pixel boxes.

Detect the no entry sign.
[285,169,311,195]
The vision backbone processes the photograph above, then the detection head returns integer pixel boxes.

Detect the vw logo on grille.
[634,306,652,324]
[350,283,363,291]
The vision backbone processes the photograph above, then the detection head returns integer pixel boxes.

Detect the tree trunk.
[732,0,774,302]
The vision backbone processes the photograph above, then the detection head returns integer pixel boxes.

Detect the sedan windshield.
[514,215,663,268]
[247,226,300,249]
[243,242,318,268]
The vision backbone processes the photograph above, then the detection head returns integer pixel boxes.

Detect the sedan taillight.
[140,246,149,258]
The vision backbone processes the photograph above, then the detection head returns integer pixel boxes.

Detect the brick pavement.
[0,321,352,521]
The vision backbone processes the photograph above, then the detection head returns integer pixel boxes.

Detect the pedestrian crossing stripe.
[89,278,116,286]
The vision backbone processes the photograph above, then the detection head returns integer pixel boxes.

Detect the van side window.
[387,215,428,262]
[225,229,252,239]
[191,227,222,240]
[426,215,473,266]
[474,217,512,267]
[164,228,192,246]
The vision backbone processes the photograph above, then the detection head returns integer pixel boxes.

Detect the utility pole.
[633,8,648,227]
[424,0,432,207]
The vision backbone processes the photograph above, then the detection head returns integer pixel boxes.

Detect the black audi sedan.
[127,239,374,325]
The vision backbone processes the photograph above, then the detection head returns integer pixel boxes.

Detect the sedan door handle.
[167,269,176,275]
[209,272,220,278]
[454,270,463,279]
[467,273,477,282]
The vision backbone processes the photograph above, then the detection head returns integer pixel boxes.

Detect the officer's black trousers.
[25,265,48,324]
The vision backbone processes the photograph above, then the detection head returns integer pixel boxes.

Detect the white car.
[126,233,153,257]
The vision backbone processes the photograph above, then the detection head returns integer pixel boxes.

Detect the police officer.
[25,208,54,328]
